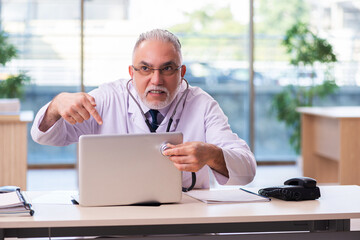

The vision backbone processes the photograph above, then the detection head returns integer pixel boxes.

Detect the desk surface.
[1,185,360,229]
[297,106,360,118]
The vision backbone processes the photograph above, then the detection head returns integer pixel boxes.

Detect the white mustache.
[145,86,169,95]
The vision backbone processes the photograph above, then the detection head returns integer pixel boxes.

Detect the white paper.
[0,192,22,208]
[0,192,33,215]
[185,188,270,204]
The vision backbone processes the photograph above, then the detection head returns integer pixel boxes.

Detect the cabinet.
[0,111,33,189]
[298,107,360,185]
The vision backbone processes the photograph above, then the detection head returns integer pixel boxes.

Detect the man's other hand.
[39,92,103,132]
[163,141,229,177]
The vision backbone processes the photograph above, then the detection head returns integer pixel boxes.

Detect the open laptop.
[76,132,183,207]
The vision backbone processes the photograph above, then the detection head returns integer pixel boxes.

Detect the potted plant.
[272,21,338,154]
[0,30,31,112]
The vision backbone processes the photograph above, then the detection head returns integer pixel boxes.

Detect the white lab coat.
[31,79,256,188]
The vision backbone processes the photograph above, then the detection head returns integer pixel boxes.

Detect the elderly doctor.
[31,29,256,189]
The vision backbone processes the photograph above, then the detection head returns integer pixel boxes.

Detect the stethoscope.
[126,79,196,192]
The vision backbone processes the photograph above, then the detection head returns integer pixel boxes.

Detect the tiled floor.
[26,164,360,231]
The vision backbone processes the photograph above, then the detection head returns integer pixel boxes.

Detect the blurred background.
[1,0,360,167]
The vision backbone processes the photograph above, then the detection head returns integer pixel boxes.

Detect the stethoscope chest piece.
[160,143,170,156]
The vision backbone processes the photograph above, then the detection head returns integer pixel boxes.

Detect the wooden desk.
[298,106,360,185]
[0,186,360,239]
[0,111,33,189]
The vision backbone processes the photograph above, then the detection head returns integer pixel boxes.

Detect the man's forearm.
[207,145,229,177]
[38,100,61,132]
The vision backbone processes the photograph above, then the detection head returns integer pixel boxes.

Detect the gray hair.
[133,29,182,60]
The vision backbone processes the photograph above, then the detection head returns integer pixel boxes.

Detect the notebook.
[0,189,34,216]
[77,132,183,207]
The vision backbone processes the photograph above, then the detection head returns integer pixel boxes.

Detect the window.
[1,0,81,165]
[254,0,360,161]
[2,0,359,166]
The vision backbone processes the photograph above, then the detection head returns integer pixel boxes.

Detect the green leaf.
[0,31,17,66]
[0,73,31,99]
[272,21,339,153]
[282,21,337,66]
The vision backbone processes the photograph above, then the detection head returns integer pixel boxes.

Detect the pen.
[239,187,271,201]
[16,189,35,216]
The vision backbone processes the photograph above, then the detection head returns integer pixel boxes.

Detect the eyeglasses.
[132,65,182,76]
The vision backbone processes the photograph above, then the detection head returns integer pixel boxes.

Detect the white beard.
[133,80,181,110]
